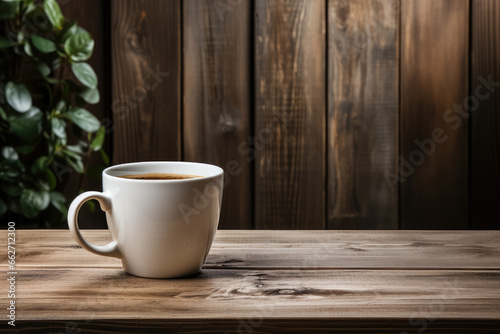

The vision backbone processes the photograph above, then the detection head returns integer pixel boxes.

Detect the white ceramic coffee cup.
[68,161,224,278]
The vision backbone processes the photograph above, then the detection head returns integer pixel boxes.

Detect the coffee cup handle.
[68,191,122,259]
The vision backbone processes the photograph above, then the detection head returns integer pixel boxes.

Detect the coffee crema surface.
[118,173,202,180]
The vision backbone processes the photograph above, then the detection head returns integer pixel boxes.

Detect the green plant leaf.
[64,28,94,62]
[0,199,6,216]
[37,178,50,192]
[62,148,80,160]
[0,106,6,120]
[0,169,19,182]
[5,82,32,112]
[45,77,63,85]
[49,191,67,215]
[0,166,19,182]
[90,126,105,151]
[51,117,66,139]
[66,157,84,173]
[78,139,89,150]
[71,62,97,88]
[0,0,19,20]
[10,106,43,141]
[20,188,50,218]
[23,0,35,8]
[36,62,51,76]
[31,35,56,53]
[43,0,63,30]
[60,20,77,43]
[0,36,13,49]
[79,87,100,104]
[31,156,52,174]
[65,107,100,132]
[99,148,109,166]
[1,146,18,161]
[43,169,57,190]
[66,143,86,155]
[84,199,96,212]
[55,100,66,112]
[24,41,33,56]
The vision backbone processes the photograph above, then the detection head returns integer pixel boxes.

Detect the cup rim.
[102,161,224,183]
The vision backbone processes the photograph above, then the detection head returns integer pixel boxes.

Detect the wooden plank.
[2,230,500,270]
[111,0,181,163]
[5,320,500,334]
[3,230,500,331]
[183,0,252,229]
[470,0,500,229]
[327,0,398,229]
[59,0,110,229]
[254,0,326,229]
[400,0,469,229]
[7,269,500,321]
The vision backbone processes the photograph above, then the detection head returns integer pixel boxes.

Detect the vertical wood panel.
[327,0,398,229]
[111,0,181,163]
[183,0,252,229]
[400,0,469,229]
[255,0,325,229]
[470,0,500,229]
[60,0,109,228]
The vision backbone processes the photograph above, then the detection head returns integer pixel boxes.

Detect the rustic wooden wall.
[68,0,498,230]
[400,0,469,229]
[183,0,252,229]
[327,0,398,230]
[470,0,500,229]
[254,0,325,229]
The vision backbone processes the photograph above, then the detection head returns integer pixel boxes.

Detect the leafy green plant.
[0,0,107,226]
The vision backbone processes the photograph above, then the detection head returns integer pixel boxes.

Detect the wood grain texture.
[2,230,499,270]
[400,0,469,229]
[111,0,181,163]
[4,319,500,334]
[327,0,398,229]
[7,268,500,320]
[183,0,252,229]
[59,0,110,229]
[470,0,500,229]
[254,0,326,229]
[2,230,500,332]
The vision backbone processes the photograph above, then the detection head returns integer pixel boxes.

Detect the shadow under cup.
[69,162,224,279]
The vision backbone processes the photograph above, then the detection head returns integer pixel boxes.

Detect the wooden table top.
[1,230,499,333]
